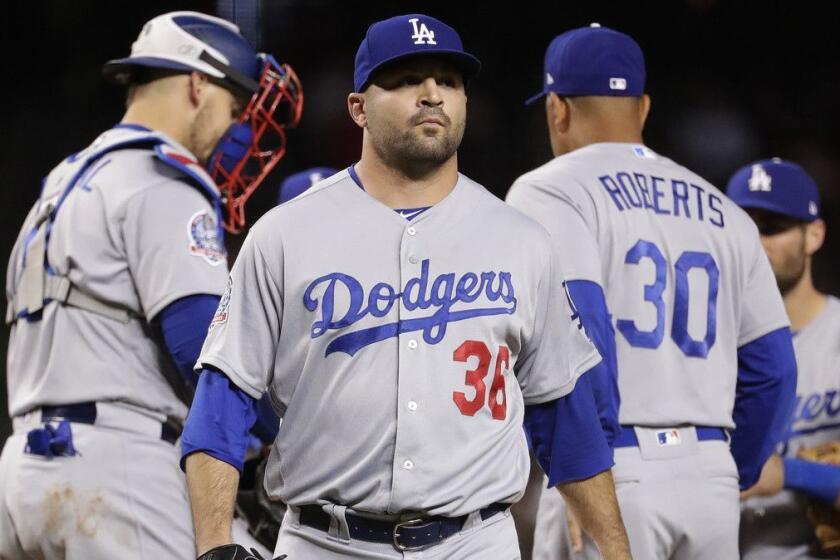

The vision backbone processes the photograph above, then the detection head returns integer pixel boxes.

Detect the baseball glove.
[236,454,287,551]
[798,442,840,557]
[196,544,286,560]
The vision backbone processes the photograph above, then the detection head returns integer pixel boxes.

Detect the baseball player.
[506,24,798,559]
[181,14,632,560]
[278,167,339,204]
[728,159,840,559]
[0,11,301,559]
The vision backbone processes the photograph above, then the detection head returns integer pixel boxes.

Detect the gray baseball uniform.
[197,168,601,556]
[741,295,840,559]
[0,125,228,559]
[507,142,789,559]
[5,127,228,419]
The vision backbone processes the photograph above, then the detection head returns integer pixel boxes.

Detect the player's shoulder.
[69,128,218,199]
[820,296,840,324]
[510,152,585,193]
[631,146,762,233]
[507,144,624,206]
[458,174,554,246]
[248,169,352,239]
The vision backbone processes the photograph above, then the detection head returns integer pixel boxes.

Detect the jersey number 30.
[617,239,719,358]
[452,340,508,420]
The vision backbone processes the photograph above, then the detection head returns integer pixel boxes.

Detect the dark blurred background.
[1,0,838,436]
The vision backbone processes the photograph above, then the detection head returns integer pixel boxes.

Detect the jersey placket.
[388,220,428,512]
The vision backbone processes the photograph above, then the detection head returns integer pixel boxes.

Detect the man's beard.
[775,244,807,296]
[369,109,464,178]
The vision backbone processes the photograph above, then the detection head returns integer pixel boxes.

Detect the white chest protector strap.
[8,128,222,324]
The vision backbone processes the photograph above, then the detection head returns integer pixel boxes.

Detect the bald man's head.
[545,93,651,157]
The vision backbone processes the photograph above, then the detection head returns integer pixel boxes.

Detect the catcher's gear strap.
[8,126,221,324]
[784,457,840,504]
[196,543,285,560]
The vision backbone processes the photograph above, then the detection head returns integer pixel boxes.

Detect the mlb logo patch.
[609,77,627,91]
[632,146,655,159]
[656,429,682,446]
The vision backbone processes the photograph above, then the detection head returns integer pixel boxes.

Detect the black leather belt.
[40,402,182,445]
[298,503,508,551]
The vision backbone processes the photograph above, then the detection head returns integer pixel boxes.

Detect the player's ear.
[805,218,826,256]
[639,94,651,128]
[348,92,367,128]
[546,93,570,134]
[188,71,209,108]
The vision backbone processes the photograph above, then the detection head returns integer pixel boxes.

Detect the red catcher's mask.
[209,54,303,233]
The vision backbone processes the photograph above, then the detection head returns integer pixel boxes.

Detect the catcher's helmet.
[103,11,304,233]
[102,11,262,95]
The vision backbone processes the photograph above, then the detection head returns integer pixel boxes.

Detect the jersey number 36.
[452,340,509,420]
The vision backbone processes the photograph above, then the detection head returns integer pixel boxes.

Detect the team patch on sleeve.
[187,210,226,266]
[209,277,232,331]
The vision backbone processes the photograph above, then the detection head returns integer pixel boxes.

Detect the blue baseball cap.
[526,23,646,105]
[726,158,820,222]
[277,167,338,204]
[353,14,481,92]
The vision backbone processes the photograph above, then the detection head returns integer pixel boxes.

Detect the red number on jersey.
[488,345,509,420]
[452,340,491,416]
[452,340,509,420]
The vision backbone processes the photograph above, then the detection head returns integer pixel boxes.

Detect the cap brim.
[524,90,547,105]
[360,49,482,91]
[102,57,199,84]
[731,197,816,222]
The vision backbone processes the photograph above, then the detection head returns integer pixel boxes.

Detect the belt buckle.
[393,517,429,551]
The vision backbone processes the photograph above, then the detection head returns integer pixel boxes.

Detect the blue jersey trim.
[113,123,152,132]
[347,165,433,221]
[395,207,431,220]
[347,164,365,191]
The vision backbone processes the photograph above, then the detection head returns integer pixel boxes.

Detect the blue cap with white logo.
[726,158,820,222]
[353,14,481,92]
[526,23,646,105]
[278,167,338,204]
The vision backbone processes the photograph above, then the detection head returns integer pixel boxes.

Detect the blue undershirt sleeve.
[158,295,280,446]
[157,294,220,387]
[564,279,620,446]
[524,373,614,488]
[180,367,258,472]
[784,458,840,505]
[732,327,798,489]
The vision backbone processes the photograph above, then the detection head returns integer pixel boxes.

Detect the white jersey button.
[403,459,414,470]
[407,401,418,411]
[408,339,418,349]
[409,255,419,264]
[406,227,417,236]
